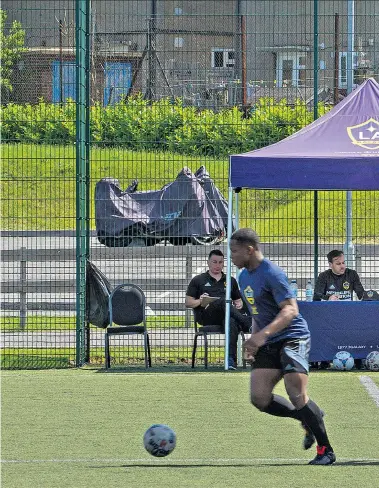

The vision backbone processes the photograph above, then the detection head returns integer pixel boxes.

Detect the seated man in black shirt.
[313,249,365,369]
[185,249,251,370]
[313,250,364,302]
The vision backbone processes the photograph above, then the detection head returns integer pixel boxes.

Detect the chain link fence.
[1,0,378,369]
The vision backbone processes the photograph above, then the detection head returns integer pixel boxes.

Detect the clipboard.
[201,296,220,307]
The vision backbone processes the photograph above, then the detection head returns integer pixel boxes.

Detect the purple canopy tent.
[224,78,379,370]
[229,77,379,190]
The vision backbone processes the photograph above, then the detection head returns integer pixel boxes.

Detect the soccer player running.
[230,228,336,465]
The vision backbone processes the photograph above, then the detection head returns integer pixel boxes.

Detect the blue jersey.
[238,258,310,343]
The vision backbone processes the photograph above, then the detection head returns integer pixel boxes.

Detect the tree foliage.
[0,9,26,93]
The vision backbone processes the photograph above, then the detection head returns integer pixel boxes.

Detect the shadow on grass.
[92,363,250,374]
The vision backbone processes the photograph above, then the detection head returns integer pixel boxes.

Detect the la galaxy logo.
[244,286,258,315]
[343,281,350,290]
[244,286,254,305]
[347,118,379,150]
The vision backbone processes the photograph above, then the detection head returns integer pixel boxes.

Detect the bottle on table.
[306,280,313,302]
[290,279,298,299]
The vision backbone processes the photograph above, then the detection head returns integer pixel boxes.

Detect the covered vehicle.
[95,166,230,247]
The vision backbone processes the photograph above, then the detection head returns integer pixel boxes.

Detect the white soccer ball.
[143,424,176,457]
[365,351,379,371]
[332,351,355,371]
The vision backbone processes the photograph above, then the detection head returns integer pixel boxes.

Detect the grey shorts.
[252,336,310,375]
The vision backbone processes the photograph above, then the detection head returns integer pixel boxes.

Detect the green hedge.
[1,96,330,157]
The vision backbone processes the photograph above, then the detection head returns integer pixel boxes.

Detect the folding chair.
[191,313,246,369]
[105,283,151,369]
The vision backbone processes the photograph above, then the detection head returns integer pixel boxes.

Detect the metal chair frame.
[191,313,247,369]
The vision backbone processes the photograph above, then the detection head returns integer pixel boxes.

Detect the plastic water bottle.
[306,280,313,302]
[290,279,298,299]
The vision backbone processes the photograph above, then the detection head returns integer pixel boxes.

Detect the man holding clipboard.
[185,249,251,369]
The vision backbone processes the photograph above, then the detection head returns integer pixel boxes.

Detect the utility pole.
[344,0,355,268]
[146,0,157,101]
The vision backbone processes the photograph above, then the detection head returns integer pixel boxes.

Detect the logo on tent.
[347,118,379,151]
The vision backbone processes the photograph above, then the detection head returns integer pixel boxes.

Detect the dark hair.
[208,249,224,260]
[230,228,260,248]
[327,250,344,263]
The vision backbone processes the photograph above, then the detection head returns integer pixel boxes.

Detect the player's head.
[207,249,224,274]
[327,250,346,275]
[229,228,260,269]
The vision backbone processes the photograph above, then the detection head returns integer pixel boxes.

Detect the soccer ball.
[143,424,176,457]
[332,351,355,370]
[365,351,379,371]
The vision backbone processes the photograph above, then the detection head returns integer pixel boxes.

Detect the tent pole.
[313,0,319,282]
[234,190,243,366]
[345,0,355,268]
[225,162,234,371]
[313,192,319,282]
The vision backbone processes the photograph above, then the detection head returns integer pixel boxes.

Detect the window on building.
[275,52,306,87]
[211,49,235,68]
[174,37,184,48]
[52,61,76,102]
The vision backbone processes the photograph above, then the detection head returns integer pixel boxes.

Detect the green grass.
[0,315,187,332]
[1,347,224,369]
[250,189,379,242]
[1,144,228,230]
[1,369,379,488]
[2,144,379,240]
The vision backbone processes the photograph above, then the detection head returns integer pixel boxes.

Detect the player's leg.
[250,343,302,419]
[250,368,282,410]
[281,338,335,465]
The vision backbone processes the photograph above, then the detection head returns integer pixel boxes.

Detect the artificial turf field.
[1,369,378,488]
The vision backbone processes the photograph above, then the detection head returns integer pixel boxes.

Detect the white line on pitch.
[2,457,379,464]
[359,375,379,407]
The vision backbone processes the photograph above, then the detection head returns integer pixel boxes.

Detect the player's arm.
[352,271,365,300]
[257,298,298,341]
[244,299,298,355]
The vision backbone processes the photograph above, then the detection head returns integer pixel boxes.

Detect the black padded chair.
[105,283,151,369]
[191,313,247,369]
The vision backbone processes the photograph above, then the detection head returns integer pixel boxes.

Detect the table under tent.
[224,77,379,370]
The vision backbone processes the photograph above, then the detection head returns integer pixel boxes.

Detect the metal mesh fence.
[1,0,378,369]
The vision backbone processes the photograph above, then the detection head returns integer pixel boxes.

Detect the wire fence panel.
[1,1,378,369]
[1,0,79,369]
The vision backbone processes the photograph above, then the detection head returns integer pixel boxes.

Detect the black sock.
[297,399,332,450]
[261,394,302,420]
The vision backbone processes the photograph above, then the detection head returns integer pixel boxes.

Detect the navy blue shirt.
[238,258,310,343]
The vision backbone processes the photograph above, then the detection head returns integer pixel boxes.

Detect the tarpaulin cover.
[95,166,229,246]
